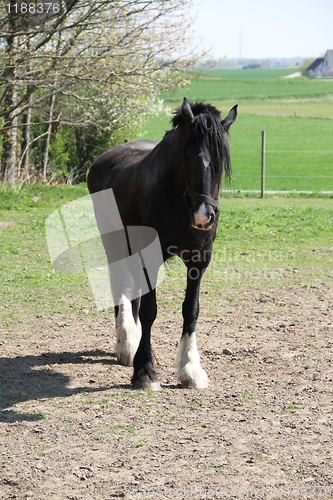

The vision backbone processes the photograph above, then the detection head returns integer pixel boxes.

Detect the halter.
[183,185,219,211]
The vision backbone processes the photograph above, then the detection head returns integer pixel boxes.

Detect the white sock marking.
[194,203,208,226]
[176,332,209,388]
[116,295,141,366]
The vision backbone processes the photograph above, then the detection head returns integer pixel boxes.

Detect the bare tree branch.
[1,0,202,183]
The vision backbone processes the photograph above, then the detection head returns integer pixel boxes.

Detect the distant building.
[306,50,333,78]
[242,63,262,70]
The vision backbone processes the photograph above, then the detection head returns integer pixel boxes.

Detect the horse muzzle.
[191,203,215,230]
[184,186,219,231]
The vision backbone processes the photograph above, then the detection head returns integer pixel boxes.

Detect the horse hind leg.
[131,288,160,391]
[115,296,141,366]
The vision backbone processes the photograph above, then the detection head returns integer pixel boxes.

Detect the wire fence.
[76,131,333,194]
[23,129,332,193]
[223,130,333,195]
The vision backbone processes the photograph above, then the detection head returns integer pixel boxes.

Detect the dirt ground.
[1,273,333,499]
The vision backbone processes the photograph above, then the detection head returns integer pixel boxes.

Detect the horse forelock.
[195,113,232,180]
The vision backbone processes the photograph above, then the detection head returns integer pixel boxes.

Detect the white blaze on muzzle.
[194,203,209,226]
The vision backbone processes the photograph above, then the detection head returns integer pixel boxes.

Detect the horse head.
[175,97,237,230]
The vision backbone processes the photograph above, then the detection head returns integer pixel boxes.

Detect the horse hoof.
[117,352,134,367]
[132,362,160,390]
[180,377,209,389]
[132,379,161,391]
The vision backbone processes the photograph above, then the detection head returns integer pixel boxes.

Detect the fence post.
[261,130,265,198]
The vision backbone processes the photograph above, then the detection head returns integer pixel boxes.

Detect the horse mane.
[171,101,232,180]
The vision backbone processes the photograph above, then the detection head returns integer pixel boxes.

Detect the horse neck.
[157,126,189,191]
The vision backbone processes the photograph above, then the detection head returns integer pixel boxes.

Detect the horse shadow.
[0,349,131,423]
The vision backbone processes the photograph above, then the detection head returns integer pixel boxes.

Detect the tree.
[0,0,197,183]
[299,57,314,76]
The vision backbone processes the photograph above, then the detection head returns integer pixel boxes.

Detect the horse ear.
[222,104,238,133]
[182,97,195,124]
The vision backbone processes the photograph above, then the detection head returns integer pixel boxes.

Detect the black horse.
[87,98,237,390]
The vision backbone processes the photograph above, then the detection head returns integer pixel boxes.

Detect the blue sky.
[191,0,333,59]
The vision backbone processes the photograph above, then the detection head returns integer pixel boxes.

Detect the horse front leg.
[131,288,160,390]
[176,265,209,389]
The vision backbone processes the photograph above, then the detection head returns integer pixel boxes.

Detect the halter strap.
[184,186,219,209]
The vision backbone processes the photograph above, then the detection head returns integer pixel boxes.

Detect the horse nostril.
[207,212,215,226]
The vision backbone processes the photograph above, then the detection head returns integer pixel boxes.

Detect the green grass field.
[197,68,296,80]
[1,185,332,326]
[163,70,333,103]
[138,68,333,192]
